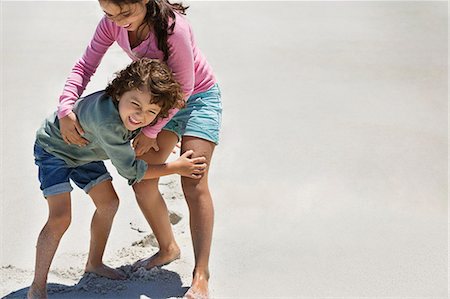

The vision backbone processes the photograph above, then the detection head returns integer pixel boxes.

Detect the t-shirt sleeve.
[96,123,148,185]
[57,17,116,119]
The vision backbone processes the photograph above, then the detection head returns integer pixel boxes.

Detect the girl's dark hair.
[105,58,184,120]
[107,0,188,61]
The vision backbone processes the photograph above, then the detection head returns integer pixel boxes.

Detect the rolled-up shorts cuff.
[43,182,73,198]
[82,173,113,194]
[161,128,219,145]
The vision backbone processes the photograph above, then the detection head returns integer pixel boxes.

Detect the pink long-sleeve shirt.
[58,13,216,138]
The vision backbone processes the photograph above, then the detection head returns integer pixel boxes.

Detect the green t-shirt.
[36,90,148,185]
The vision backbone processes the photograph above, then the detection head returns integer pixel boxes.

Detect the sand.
[1,176,199,298]
[1,1,448,298]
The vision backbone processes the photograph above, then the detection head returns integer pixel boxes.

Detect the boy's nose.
[133,112,144,120]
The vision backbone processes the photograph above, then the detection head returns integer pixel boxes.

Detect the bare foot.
[27,283,47,299]
[183,273,209,299]
[85,263,126,280]
[132,246,180,271]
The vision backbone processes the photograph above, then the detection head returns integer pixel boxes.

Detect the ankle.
[28,282,47,297]
[85,260,103,269]
[160,242,180,255]
[192,268,210,281]
[30,280,46,289]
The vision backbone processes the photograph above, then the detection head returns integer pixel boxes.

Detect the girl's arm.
[58,17,116,119]
[141,15,195,139]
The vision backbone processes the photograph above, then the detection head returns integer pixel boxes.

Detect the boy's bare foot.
[132,246,180,271]
[27,283,47,299]
[85,263,126,280]
[183,272,209,299]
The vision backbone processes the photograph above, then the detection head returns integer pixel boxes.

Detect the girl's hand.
[133,133,159,156]
[60,112,89,146]
[173,150,207,179]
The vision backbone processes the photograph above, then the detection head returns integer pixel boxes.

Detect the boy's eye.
[122,12,131,17]
[132,102,140,107]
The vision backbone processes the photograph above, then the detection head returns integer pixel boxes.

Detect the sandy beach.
[1,1,448,298]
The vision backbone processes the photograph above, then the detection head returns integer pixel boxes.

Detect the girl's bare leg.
[28,193,72,299]
[132,130,181,269]
[85,180,125,279]
[180,136,215,299]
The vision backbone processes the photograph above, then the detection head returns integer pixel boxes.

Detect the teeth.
[129,116,141,125]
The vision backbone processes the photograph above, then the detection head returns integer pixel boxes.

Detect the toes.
[183,289,208,299]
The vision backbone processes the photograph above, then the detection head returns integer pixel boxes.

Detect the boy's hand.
[60,112,89,146]
[133,133,159,156]
[174,150,207,179]
[172,142,181,154]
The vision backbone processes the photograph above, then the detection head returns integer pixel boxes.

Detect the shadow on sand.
[3,267,188,299]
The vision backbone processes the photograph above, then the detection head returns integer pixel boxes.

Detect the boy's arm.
[97,124,148,185]
[97,125,206,184]
[141,150,207,180]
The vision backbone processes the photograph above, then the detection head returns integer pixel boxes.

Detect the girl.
[58,1,221,298]
[28,58,207,299]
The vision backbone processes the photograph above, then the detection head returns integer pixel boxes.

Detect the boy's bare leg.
[181,136,215,299]
[85,180,125,279]
[132,130,181,270]
[28,193,72,299]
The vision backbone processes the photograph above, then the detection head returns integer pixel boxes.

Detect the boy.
[28,58,206,299]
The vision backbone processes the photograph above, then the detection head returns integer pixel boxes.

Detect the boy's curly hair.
[105,58,184,120]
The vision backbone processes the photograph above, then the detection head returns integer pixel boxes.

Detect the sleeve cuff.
[57,108,72,119]
[128,160,148,185]
[141,128,158,139]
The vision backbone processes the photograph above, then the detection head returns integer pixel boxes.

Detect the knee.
[181,178,208,202]
[133,179,159,202]
[97,197,119,217]
[47,213,71,235]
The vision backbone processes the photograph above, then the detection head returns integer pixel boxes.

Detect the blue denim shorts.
[163,83,222,145]
[34,143,112,198]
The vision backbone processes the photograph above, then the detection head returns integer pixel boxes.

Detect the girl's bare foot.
[27,283,47,299]
[132,245,180,270]
[184,272,209,299]
[85,263,126,280]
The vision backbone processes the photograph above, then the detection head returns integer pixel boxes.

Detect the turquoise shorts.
[163,84,222,145]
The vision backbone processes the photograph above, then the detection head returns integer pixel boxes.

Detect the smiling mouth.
[123,24,131,28]
[128,116,142,126]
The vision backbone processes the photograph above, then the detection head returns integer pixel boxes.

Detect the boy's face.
[118,87,161,131]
